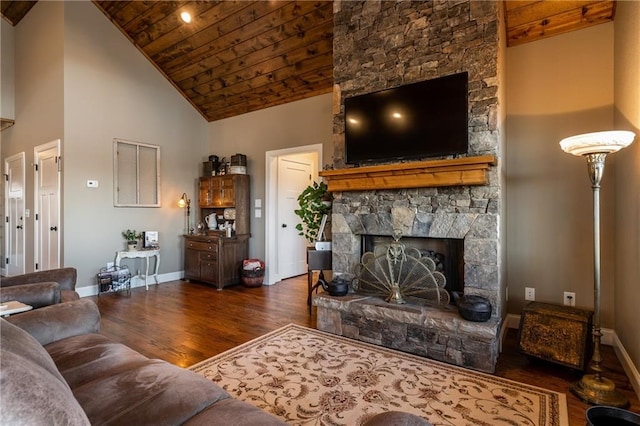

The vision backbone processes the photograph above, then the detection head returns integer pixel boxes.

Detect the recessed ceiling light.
[180,11,192,23]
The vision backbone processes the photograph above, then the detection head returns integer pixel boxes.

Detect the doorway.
[4,152,26,276]
[265,144,322,285]
[34,140,61,271]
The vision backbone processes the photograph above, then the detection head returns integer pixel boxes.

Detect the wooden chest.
[517,302,593,370]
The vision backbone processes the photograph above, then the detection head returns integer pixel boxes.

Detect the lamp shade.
[178,193,189,208]
[560,130,635,156]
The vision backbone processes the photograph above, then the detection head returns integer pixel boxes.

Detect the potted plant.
[294,181,332,248]
[122,229,142,251]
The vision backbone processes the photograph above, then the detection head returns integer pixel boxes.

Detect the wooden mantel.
[318,155,497,192]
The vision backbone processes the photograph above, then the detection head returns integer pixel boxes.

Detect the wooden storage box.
[517,302,593,370]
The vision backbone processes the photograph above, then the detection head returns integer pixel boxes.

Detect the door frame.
[3,152,26,276]
[265,143,323,285]
[34,139,62,271]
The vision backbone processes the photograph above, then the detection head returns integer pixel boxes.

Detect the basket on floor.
[241,259,265,287]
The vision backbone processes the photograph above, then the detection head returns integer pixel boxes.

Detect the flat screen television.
[344,71,469,165]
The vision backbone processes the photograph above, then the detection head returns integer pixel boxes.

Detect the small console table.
[115,249,160,291]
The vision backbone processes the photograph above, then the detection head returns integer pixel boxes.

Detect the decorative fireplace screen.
[353,231,450,306]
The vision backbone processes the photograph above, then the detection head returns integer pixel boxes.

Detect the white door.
[4,153,26,276]
[277,157,313,279]
[34,141,61,271]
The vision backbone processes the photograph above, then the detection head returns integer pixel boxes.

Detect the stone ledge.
[314,292,501,373]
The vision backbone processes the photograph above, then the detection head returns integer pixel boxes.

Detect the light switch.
[255,199,262,208]
[255,209,262,218]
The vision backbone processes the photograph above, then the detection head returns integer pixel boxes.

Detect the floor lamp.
[178,193,191,235]
[560,130,635,408]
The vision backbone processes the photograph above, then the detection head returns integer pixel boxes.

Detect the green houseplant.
[294,181,331,245]
[122,229,142,251]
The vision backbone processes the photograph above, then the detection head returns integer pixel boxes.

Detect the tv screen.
[344,72,468,165]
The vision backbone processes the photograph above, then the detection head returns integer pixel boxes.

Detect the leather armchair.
[1,267,80,308]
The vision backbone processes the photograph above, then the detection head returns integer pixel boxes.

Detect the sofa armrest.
[1,267,77,292]
[0,282,61,308]
[5,299,100,346]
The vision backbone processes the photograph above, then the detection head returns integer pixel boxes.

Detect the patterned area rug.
[190,324,568,426]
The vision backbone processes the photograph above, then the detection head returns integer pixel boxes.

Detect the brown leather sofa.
[1,299,286,425]
[1,267,80,308]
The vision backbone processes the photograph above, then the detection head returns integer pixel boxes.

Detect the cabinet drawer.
[186,240,218,252]
[199,251,217,262]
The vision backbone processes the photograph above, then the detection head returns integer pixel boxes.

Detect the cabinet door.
[219,176,235,207]
[184,248,200,279]
[199,178,212,207]
[200,257,219,284]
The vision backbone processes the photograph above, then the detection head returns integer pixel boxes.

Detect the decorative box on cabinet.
[517,301,593,370]
[183,234,249,289]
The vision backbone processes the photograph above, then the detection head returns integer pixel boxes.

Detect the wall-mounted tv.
[344,71,469,165]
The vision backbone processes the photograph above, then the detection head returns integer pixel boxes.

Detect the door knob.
[50,226,58,231]
[16,225,23,229]
[281,224,287,228]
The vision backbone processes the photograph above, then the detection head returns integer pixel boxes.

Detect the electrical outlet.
[525,287,535,301]
[564,291,576,307]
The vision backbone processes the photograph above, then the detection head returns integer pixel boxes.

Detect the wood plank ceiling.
[2,1,617,122]
[94,1,334,122]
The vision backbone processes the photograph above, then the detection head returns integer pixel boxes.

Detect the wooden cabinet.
[186,173,251,289]
[183,234,249,289]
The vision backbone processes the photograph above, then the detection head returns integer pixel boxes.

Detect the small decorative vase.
[127,241,137,251]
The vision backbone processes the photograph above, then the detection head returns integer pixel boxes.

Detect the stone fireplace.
[314,1,506,373]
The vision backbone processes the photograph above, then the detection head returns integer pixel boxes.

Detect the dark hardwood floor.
[90,276,639,426]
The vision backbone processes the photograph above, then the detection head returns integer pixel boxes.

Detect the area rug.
[190,324,568,426]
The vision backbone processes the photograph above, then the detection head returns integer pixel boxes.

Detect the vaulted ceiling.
[1,1,616,122]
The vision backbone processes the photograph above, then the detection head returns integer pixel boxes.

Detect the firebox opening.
[361,235,464,300]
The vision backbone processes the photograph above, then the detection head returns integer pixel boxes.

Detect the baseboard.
[612,332,640,399]
[505,313,640,400]
[76,271,183,298]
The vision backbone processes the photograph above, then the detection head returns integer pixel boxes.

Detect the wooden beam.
[318,156,498,192]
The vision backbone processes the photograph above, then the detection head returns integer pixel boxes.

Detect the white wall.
[208,93,333,261]
[613,0,640,381]
[1,1,65,270]
[506,24,616,324]
[62,2,207,288]
[1,1,208,289]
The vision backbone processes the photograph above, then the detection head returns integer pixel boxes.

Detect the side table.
[115,249,160,290]
[0,301,33,317]
[307,248,332,314]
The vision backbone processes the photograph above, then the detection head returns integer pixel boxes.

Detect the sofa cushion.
[6,299,101,346]
[0,281,61,308]
[0,319,90,425]
[46,333,149,388]
[72,358,231,425]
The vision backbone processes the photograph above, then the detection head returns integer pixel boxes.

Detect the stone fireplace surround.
[314,159,502,373]
[315,1,505,373]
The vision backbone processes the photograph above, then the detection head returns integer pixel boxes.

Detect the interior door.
[4,153,26,276]
[34,141,61,271]
[277,157,313,279]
